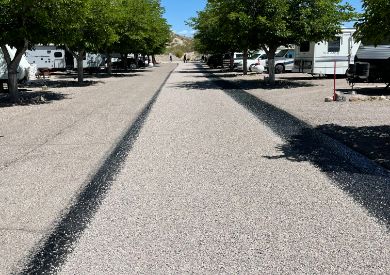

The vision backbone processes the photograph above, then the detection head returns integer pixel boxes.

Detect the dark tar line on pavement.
[195,64,390,231]
[19,65,178,275]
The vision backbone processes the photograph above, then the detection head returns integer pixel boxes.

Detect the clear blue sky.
[161,0,363,36]
[161,0,207,36]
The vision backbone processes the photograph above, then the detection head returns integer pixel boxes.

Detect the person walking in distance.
[183,53,187,63]
[169,53,172,62]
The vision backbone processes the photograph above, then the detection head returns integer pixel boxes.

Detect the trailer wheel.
[275,64,284,74]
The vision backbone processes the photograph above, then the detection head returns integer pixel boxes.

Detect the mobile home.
[25,45,66,70]
[293,28,361,75]
[1,45,32,82]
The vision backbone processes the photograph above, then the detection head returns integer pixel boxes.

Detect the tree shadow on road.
[265,127,390,231]
[231,78,316,90]
[317,124,390,170]
[338,86,390,96]
[213,81,390,230]
[22,79,103,89]
[0,90,67,107]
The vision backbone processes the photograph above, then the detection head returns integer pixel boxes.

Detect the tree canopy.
[190,0,356,83]
[0,0,171,101]
[355,0,390,45]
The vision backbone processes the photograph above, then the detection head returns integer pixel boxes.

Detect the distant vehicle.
[112,57,146,69]
[347,45,390,88]
[206,54,223,68]
[223,52,242,69]
[265,49,295,74]
[25,45,66,71]
[235,51,266,72]
[1,45,32,82]
[293,28,361,75]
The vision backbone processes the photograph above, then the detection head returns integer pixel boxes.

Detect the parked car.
[265,49,295,74]
[235,52,267,72]
[112,57,145,69]
[223,52,243,69]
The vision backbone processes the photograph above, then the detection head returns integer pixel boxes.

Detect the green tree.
[192,0,355,84]
[0,0,82,102]
[355,0,390,45]
[56,0,118,82]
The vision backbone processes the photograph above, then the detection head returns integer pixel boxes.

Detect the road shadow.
[338,86,390,96]
[170,80,217,91]
[21,79,103,89]
[0,90,67,107]
[231,78,316,90]
[265,126,390,230]
[176,69,205,74]
[205,72,390,230]
[317,124,390,170]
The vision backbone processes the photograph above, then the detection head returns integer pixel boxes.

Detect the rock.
[349,96,359,102]
[349,95,368,102]
[325,97,333,102]
[379,95,386,100]
[336,95,346,102]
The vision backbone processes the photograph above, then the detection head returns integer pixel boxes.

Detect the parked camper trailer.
[0,45,32,82]
[347,45,390,87]
[71,53,105,72]
[293,28,361,75]
[25,46,66,71]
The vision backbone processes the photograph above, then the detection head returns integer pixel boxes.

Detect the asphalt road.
[2,63,390,274]
[0,64,177,274]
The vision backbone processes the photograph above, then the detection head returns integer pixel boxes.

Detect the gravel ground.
[0,64,176,274]
[59,63,390,274]
[214,70,390,169]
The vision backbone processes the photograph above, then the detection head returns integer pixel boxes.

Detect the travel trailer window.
[54,52,63,58]
[299,42,310,52]
[328,37,341,52]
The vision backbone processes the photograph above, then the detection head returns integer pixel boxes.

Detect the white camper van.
[25,45,66,70]
[1,45,32,82]
[293,28,361,75]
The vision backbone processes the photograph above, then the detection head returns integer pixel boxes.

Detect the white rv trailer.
[293,28,361,75]
[26,45,105,71]
[25,45,66,70]
[0,45,32,81]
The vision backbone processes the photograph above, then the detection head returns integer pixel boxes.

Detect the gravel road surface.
[0,64,177,274]
[50,63,390,274]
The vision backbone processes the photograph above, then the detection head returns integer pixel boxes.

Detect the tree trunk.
[1,41,28,103]
[152,54,156,65]
[267,47,277,85]
[123,54,128,70]
[76,51,84,83]
[243,49,248,75]
[230,51,234,71]
[106,53,112,75]
[134,53,139,68]
[8,69,20,103]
